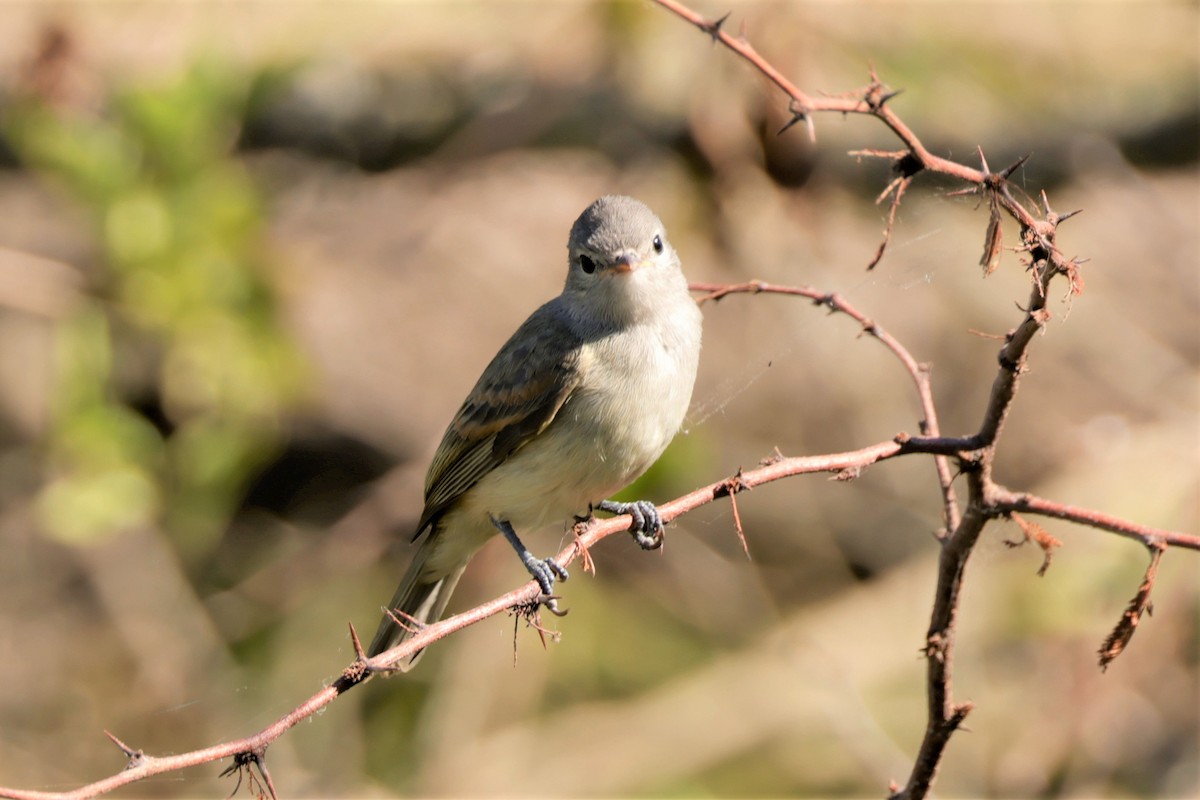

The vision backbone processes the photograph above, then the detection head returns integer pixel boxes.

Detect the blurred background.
[0,1,1196,798]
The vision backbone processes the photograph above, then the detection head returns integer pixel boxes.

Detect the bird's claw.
[538,594,570,617]
[598,499,665,550]
[523,555,569,614]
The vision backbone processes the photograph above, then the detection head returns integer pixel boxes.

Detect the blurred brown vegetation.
[0,2,1196,798]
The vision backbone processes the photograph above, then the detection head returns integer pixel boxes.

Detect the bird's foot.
[597,499,665,550]
[492,514,570,616]
[522,553,570,616]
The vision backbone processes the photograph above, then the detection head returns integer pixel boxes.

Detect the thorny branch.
[1,4,1195,800]
[650,2,1188,798]
[691,280,961,534]
[653,0,1085,293]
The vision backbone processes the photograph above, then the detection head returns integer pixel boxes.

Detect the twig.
[691,280,961,533]
[652,0,1082,285]
[988,489,1199,550]
[716,470,751,560]
[867,173,914,271]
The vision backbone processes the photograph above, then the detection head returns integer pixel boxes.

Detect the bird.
[367,195,703,668]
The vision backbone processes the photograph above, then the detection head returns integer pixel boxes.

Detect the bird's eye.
[652,235,664,254]
[579,254,596,274]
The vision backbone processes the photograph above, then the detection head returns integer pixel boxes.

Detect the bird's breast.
[462,308,700,533]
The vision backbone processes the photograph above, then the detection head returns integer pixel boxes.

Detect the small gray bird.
[368,195,703,667]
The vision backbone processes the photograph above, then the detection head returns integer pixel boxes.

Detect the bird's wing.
[416,305,584,535]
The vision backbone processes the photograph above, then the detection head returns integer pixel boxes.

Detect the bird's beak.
[606,253,643,275]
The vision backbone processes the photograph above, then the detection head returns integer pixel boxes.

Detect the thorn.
[723,473,751,561]
[759,446,785,466]
[385,606,424,635]
[221,750,277,800]
[778,109,806,136]
[348,621,365,661]
[255,754,279,800]
[999,152,1032,179]
[104,730,145,770]
[815,292,843,316]
[878,87,904,106]
[220,753,250,790]
[1057,208,1084,224]
[702,11,731,42]
[777,98,813,137]
[977,145,990,175]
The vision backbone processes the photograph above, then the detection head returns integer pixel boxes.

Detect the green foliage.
[10,60,306,556]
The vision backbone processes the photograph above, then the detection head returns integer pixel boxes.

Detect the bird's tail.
[367,540,466,670]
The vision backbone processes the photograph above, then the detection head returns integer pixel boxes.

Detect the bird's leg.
[596,499,665,550]
[489,514,569,616]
